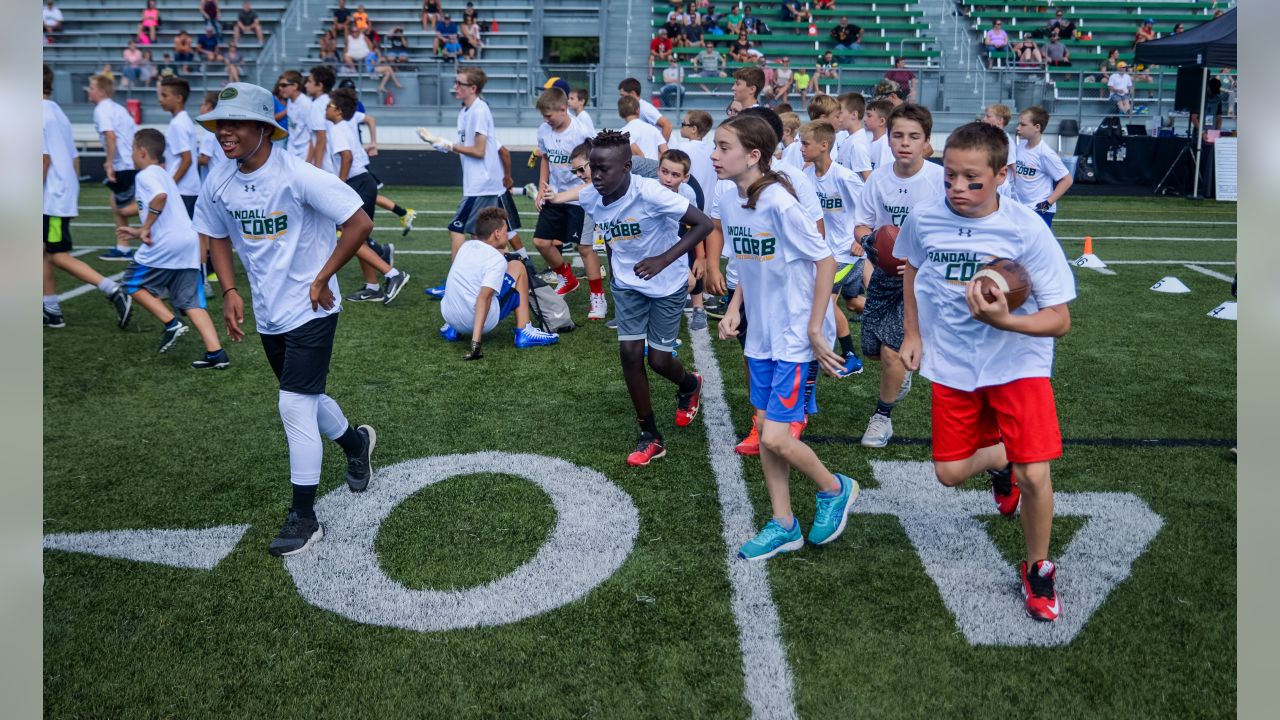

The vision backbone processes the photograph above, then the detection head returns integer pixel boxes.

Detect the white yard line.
[1093,260,1234,265]
[72,222,455,233]
[1057,236,1237,242]
[688,327,799,720]
[58,271,123,302]
[1053,218,1235,226]
[1183,264,1235,282]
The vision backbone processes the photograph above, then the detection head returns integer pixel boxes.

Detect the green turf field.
[44,187,1236,718]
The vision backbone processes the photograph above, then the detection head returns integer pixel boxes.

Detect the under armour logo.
[898,188,909,194]
[957,228,973,237]
[243,184,256,192]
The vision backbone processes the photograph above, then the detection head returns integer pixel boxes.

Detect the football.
[973,258,1033,310]
[872,224,905,276]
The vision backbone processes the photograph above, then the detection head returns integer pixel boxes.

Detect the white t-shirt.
[308,92,334,173]
[868,133,888,172]
[710,165,823,286]
[442,240,510,333]
[43,6,64,25]
[286,94,312,159]
[854,160,945,231]
[93,98,137,171]
[457,98,505,197]
[577,175,690,298]
[134,164,200,270]
[681,138,716,210]
[573,110,596,136]
[165,110,201,196]
[1013,139,1070,213]
[622,118,666,160]
[838,127,873,174]
[1108,72,1133,96]
[191,148,363,335]
[537,118,593,193]
[638,98,664,128]
[328,118,369,179]
[721,182,836,362]
[897,197,1076,391]
[779,139,804,169]
[43,98,79,218]
[998,132,1018,197]
[805,162,865,265]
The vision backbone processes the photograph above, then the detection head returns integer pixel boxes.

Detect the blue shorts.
[748,358,819,424]
[1036,210,1055,228]
[122,261,206,310]
[497,273,520,320]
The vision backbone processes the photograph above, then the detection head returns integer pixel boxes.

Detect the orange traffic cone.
[1083,236,1094,255]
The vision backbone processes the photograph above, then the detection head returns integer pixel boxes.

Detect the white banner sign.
[1215,136,1237,201]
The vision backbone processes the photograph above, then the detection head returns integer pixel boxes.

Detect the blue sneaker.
[839,352,864,377]
[439,323,460,342]
[98,247,134,261]
[739,518,804,561]
[808,473,859,546]
[514,325,559,348]
[424,281,447,299]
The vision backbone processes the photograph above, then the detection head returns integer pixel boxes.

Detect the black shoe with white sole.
[383,272,411,306]
[158,320,188,353]
[345,424,376,492]
[109,289,133,329]
[344,287,385,302]
[267,510,323,557]
[44,309,66,328]
[191,349,231,369]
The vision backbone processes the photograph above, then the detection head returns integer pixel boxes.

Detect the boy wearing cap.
[192,83,380,557]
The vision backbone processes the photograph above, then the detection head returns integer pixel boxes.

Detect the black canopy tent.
[1134,9,1237,198]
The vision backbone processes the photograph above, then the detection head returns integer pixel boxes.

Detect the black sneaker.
[346,424,377,492]
[382,271,411,306]
[344,287,385,302]
[158,320,188,353]
[191,349,231,369]
[43,309,66,328]
[268,510,323,557]
[109,289,132,329]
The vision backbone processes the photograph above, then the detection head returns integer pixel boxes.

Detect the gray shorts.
[448,192,522,235]
[613,284,686,351]
[121,261,206,310]
[833,258,865,298]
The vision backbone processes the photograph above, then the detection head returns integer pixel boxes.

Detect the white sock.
[365,282,379,291]
[385,268,402,279]
[278,391,323,486]
[316,394,350,440]
[97,278,119,295]
[116,242,129,252]
[43,295,61,313]
[514,246,529,259]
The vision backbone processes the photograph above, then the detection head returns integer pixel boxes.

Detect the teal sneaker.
[808,473,860,546]
[738,518,804,561]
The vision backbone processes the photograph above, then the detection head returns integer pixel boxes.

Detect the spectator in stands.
[683,8,704,46]
[174,30,196,73]
[1134,19,1156,49]
[660,59,686,107]
[756,57,775,92]
[730,32,753,62]
[421,0,440,31]
[201,0,223,42]
[702,6,723,37]
[434,11,459,55]
[782,2,812,26]
[460,16,483,59]
[1173,23,1185,35]
[442,33,463,62]
[234,1,264,45]
[1044,30,1070,66]
[725,5,744,35]
[385,27,410,63]
[814,0,834,9]
[462,2,478,25]
[1047,9,1075,40]
[120,40,144,88]
[344,26,372,70]
[43,1,63,43]
[198,25,224,64]
[1108,61,1133,115]
[983,19,1009,69]
[884,57,917,102]
[320,29,339,63]
[741,6,764,35]
[157,52,177,80]
[1012,34,1042,67]
[831,17,862,51]
[650,29,675,75]
[225,40,244,82]
[694,40,725,76]
[664,4,687,46]
[768,57,793,105]
[138,0,161,45]
[353,4,370,33]
[815,50,839,93]
[333,0,353,37]
[368,45,402,94]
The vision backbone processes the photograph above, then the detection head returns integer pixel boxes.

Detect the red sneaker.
[675,373,703,427]
[1021,560,1062,622]
[989,465,1020,516]
[789,417,808,440]
[554,272,580,296]
[626,432,667,467]
[735,418,760,456]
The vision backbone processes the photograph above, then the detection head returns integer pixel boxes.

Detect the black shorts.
[182,195,198,219]
[347,172,378,223]
[533,202,585,245]
[860,268,905,358]
[43,215,73,254]
[449,192,522,235]
[105,169,138,207]
[260,314,340,395]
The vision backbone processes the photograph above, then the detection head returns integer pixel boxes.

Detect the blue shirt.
[436,20,459,36]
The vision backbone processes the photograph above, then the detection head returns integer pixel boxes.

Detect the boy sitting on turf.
[115,128,229,368]
[898,121,1075,621]
[439,207,560,357]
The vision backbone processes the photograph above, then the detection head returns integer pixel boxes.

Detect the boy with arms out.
[853,103,943,448]
[898,121,1074,621]
[89,73,140,259]
[157,77,202,218]
[193,83,378,557]
[1013,106,1073,227]
[114,129,228,367]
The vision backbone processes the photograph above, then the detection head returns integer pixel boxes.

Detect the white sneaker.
[860,413,894,448]
[895,371,914,403]
[521,182,537,198]
[588,292,608,320]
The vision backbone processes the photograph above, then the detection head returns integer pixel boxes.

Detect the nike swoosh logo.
[776,365,803,410]
[1046,597,1061,616]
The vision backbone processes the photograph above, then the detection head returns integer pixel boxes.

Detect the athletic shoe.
[735,418,760,456]
[345,287,384,302]
[702,294,721,312]
[705,305,725,320]
[267,510,323,557]
[522,182,537,198]
[738,518,804,561]
[683,297,694,313]
[43,309,66,328]
[424,281,447,299]
[626,432,666,467]
[606,317,618,330]
[690,307,708,331]
[675,373,703,427]
[554,273,580,296]
[109,289,133,329]
[98,247,134,261]
[514,325,559,348]
[860,413,893,448]
[346,424,376,492]
[439,323,460,342]
[989,464,1020,516]
[808,473,860,545]
[379,242,395,268]
[840,352,864,377]
[1021,559,1062,622]
[191,349,231,369]
[158,320,188,353]
[400,208,417,236]
[206,272,219,285]
[895,372,914,403]
[382,271,411,306]
[588,292,608,320]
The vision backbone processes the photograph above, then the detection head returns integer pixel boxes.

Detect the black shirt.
[831,25,859,45]
[334,8,351,24]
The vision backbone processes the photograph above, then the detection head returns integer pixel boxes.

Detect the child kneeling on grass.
[439,207,559,358]
[115,128,229,368]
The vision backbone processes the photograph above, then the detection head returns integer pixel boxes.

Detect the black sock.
[335,424,364,456]
[838,334,855,356]
[291,483,318,519]
[390,204,407,217]
[677,372,700,395]
[875,400,895,418]
[638,413,659,437]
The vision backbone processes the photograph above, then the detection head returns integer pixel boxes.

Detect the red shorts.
[931,377,1062,464]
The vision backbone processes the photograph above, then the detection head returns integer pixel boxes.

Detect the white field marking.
[80,206,471,215]
[43,525,250,570]
[1053,218,1235,226]
[71,222,456,233]
[285,452,639,632]
[57,271,123,302]
[1183,264,1235,282]
[1093,260,1234,265]
[69,247,95,257]
[688,327,798,720]
[853,461,1163,647]
[1056,236,1237,242]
